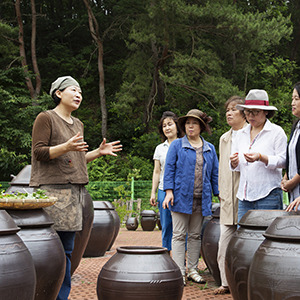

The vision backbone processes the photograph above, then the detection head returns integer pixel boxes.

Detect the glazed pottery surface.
[83,201,115,257]
[103,201,120,251]
[7,209,65,300]
[6,165,35,194]
[126,217,139,231]
[0,210,36,300]
[140,210,157,231]
[97,246,184,300]
[248,215,300,300]
[225,209,295,300]
[156,211,162,230]
[71,188,94,275]
[201,207,221,286]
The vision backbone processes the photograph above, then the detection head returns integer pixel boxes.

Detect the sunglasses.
[244,109,262,116]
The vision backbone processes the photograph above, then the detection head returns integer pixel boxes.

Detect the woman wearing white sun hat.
[229,89,287,222]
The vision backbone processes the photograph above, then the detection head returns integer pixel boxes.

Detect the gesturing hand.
[66,132,89,152]
[99,138,122,156]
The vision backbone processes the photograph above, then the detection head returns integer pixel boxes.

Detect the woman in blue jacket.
[163,109,219,285]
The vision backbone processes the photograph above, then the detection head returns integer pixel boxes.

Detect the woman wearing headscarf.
[230,89,287,222]
[163,109,219,285]
[30,76,122,300]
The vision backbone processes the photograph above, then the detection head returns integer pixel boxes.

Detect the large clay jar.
[248,215,300,300]
[97,246,184,300]
[225,210,295,300]
[156,211,162,230]
[83,201,115,257]
[140,210,157,231]
[201,206,221,286]
[6,164,35,194]
[0,210,36,300]
[6,209,65,300]
[71,188,94,275]
[126,216,139,231]
[103,201,120,251]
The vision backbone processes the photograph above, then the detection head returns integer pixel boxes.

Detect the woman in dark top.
[30,76,122,300]
[283,82,300,211]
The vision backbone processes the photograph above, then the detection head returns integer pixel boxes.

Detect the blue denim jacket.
[163,135,219,216]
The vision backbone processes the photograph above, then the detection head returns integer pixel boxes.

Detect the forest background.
[1,0,300,184]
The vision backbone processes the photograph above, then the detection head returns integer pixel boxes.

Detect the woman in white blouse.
[230,89,287,222]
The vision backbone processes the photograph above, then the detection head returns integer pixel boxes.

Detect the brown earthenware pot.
[103,201,120,251]
[0,210,36,300]
[83,201,115,257]
[71,187,94,275]
[6,165,35,194]
[225,209,296,300]
[6,208,65,300]
[140,210,157,231]
[97,246,184,300]
[126,216,139,231]
[201,207,221,286]
[248,215,300,300]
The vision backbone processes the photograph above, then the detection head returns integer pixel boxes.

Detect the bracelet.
[258,153,262,161]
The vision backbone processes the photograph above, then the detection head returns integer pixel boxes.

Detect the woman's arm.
[49,132,88,159]
[163,189,174,209]
[85,138,122,163]
[150,160,161,206]
[281,173,300,192]
[286,196,300,212]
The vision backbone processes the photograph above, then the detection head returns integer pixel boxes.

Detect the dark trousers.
[56,231,76,300]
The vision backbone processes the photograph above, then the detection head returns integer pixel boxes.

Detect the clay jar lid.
[9,165,31,186]
[141,210,156,217]
[264,215,300,241]
[238,210,296,229]
[0,210,20,235]
[102,201,116,209]
[93,201,113,210]
[6,208,54,228]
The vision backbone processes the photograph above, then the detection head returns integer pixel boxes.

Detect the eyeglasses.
[244,109,261,116]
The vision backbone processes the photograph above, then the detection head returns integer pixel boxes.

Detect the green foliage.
[0,148,28,181]
[87,153,153,181]
[0,0,299,183]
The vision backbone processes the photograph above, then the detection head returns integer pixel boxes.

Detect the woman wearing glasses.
[283,82,300,211]
[230,89,287,222]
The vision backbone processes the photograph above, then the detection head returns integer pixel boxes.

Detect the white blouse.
[231,120,287,201]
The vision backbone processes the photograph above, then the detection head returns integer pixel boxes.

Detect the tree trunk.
[144,41,168,131]
[31,0,41,99]
[15,0,35,99]
[83,0,107,138]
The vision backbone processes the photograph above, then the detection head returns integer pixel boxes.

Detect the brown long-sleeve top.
[30,110,89,187]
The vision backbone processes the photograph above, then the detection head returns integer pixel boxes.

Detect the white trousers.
[217,224,236,286]
[171,211,204,276]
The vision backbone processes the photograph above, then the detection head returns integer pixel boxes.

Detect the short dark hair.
[51,88,66,106]
[225,95,245,119]
[294,82,300,96]
[158,111,182,140]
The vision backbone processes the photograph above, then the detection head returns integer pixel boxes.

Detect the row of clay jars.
[83,201,120,258]
[6,209,65,300]
[0,210,36,300]
[248,215,300,299]
[225,209,298,300]
[126,210,160,231]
